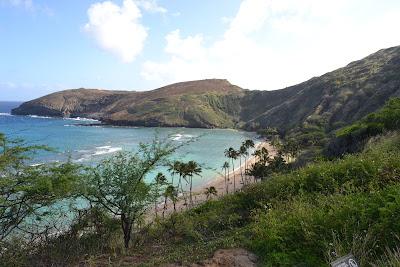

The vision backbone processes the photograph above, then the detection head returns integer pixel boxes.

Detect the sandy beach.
[151,141,275,218]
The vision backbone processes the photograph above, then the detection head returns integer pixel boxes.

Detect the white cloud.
[165,30,206,61]
[141,0,400,90]
[84,0,148,63]
[135,0,167,14]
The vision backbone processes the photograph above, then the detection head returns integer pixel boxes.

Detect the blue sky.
[1,0,400,101]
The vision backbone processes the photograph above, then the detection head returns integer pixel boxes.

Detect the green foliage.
[133,133,400,266]
[0,134,81,242]
[83,138,177,249]
[249,185,400,266]
[327,98,400,157]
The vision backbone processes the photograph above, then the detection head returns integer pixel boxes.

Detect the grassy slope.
[22,132,398,267]
[14,99,400,267]
[130,133,400,267]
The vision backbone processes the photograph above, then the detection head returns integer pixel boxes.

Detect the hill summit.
[12,46,400,130]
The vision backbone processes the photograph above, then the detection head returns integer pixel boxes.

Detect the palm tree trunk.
[224,168,228,195]
[189,175,193,207]
[231,159,236,192]
[239,156,243,185]
[244,155,248,185]
[162,195,167,218]
[227,168,230,193]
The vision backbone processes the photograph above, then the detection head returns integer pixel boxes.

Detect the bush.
[248,184,400,266]
[326,98,400,157]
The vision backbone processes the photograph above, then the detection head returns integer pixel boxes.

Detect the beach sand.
[150,141,275,218]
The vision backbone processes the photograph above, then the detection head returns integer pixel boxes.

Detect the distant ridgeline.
[12,45,400,132]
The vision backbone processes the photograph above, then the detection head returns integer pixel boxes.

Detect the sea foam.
[93,146,122,156]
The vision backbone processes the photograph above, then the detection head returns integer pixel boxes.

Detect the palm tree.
[162,185,178,218]
[252,147,269,183]
[225,147,239,192]
[244,139,255,149]
[186,160,202,207]
[239,145,247,184]
[168,161,182,187]
[222,161,230,194]
[282,139,300,163]
[178,162,189,207]
[243,139,255,183]
[154,172,167,218]
[253,147,269,164]
[204,186,218,200]
[169,160,186,205]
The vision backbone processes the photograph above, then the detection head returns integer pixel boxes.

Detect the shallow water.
[0,102,257,187]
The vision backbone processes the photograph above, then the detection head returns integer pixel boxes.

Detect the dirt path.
[163,248,258,267]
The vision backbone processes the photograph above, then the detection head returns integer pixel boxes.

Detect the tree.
[168,160,182,187]
[222,161,230,194]
[0,133,81,241]
[83,139,176,249]
[282,138,300,162]
[162,185,178,218]
[169,161,188,206]
[185,161,202,207]
[253,147,269,164]
[204,186,218,200]
[247,150,288,181]
[153,172,167,218]
[239,145,247,184]
[242,139,255,184]
[247,162,269,181]
[225,147,239,191]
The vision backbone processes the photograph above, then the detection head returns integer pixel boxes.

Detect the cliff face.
[12,46,400,130]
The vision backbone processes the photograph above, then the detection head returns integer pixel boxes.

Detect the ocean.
[0,101,257,188]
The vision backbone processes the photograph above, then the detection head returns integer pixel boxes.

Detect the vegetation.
[224,147,239,191]
[2,97,400,266]
[120,132,400,266]
[82,139,177,249]
[0,134,81,242]
[326,97,400,157]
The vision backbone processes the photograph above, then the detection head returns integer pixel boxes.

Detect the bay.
[0,101,257,188]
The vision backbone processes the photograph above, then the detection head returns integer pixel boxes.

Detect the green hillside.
[12,46,400,131]
[3,97,400,266]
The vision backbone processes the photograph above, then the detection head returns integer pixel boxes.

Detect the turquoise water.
[0,102,257,188]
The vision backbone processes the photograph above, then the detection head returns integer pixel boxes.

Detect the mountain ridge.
[12,46,400,131]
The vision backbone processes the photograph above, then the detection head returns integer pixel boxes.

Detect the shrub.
[248,185,400,266]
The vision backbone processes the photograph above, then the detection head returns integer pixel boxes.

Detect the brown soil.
[162,248,258,267]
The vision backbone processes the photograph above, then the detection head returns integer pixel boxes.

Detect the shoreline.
[7,114,258,132]
[196,141,274,194]
[152,141,275,218]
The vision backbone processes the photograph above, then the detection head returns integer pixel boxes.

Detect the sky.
[1,0,400,101]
